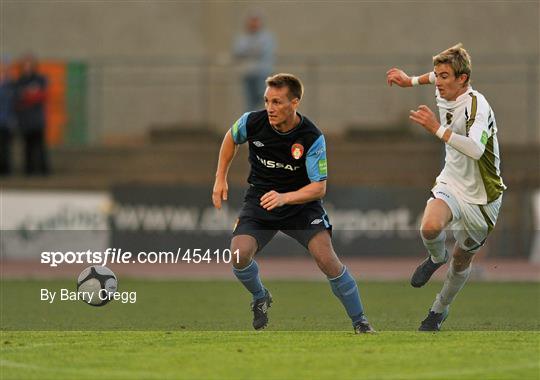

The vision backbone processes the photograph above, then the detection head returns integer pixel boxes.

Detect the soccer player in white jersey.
[386,43,506,331]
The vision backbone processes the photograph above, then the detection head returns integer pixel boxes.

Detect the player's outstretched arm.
[386,68,433,87]
[212,130,239,209]
[260,181,326,211]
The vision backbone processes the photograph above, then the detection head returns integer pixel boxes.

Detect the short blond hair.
[265,73,303,100]
[433,43,472,83]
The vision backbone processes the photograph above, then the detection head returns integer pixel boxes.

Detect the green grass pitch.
[1,280,539,379]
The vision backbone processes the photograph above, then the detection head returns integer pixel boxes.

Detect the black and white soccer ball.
[77,265,118,306]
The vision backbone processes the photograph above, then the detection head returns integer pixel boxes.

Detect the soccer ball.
[77,265,118,306]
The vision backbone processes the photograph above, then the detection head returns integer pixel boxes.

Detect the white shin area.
[421,230,447,263]
[431,262,472,313]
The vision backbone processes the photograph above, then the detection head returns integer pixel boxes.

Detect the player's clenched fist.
[386,67,412,87]
[260,190,288,211]
[212,178,228,209]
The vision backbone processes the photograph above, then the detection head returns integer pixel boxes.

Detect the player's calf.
[452,250,474,272]
[328,266,374,333]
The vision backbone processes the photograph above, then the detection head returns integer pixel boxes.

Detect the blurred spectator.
[15,54,50,175]
[0,61,15,175]
[233,11,275,111]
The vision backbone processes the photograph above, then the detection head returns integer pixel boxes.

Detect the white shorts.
[429,183,503,253]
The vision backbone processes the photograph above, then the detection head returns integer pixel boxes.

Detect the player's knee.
[316,256,342,277]
[234,255,253,269]
[420,220,444,240]
[231,248,256,269]
[308,235,342,277]
[231,236,258,269]
[452,251,473,272]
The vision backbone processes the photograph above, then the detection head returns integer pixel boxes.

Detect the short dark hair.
[265,73,303,100]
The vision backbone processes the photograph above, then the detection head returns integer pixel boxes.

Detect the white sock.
[431,262,471,313]
[421,230,447,263]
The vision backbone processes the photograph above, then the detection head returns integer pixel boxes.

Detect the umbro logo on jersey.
[253,141,265,147]
[435,191,450,200]
[311,219,323,225]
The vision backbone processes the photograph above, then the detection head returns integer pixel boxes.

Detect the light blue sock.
[329,266,365,325]
[233,260,266,301]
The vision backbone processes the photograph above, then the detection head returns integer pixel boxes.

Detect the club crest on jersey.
[291,143,304,160]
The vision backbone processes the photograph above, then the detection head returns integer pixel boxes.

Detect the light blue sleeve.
[306,135,328,182]
[230,112,250,144]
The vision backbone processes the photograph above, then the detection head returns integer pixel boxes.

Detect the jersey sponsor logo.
[481,131,488,145]
[318,159,327,175]
[232,120,240,137]
[253,140,265,147]
[255,155,301,171]
[291,143,304,160]
[311,218,323,225]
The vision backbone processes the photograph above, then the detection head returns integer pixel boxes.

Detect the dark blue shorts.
[232,200,332,252]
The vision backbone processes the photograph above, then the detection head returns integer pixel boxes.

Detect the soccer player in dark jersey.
[212,73,374,333]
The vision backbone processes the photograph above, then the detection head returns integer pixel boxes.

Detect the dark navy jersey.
[231,110,327,215]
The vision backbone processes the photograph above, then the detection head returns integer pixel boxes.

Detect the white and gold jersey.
[435,86,506,205]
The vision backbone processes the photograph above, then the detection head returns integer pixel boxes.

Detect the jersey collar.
[269,113,304,135]
[437,86,473,110]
